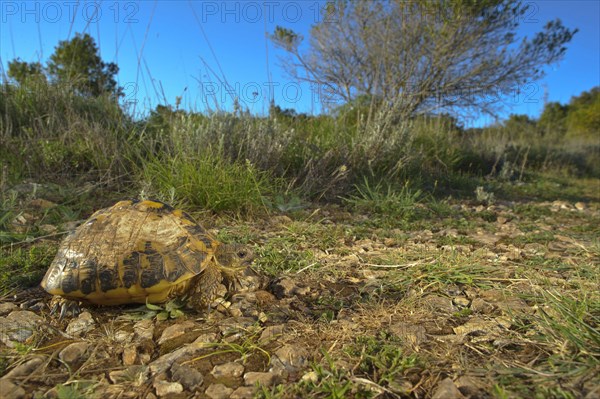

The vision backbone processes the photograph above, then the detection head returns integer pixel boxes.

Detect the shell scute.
[41,200,254,307]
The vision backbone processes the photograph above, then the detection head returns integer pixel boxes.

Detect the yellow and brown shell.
[41,200,253,307]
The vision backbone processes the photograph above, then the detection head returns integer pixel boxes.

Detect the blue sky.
[1,1,598,126]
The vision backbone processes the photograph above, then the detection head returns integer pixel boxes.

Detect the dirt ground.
[0,180,598,399]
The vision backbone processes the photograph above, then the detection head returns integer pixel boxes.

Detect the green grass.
[0,244,57,294]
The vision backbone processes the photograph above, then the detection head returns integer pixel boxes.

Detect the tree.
[538,101,568,138]
[7,59,46,85]
[47,33,121,97]
[566,87,599,139]
[271,0,577,119]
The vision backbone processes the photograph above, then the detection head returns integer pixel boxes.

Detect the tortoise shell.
[41,200,253,307]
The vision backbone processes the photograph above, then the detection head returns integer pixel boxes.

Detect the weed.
[343,178,423,221]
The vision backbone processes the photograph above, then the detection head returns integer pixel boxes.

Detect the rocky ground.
[0,179,599,398]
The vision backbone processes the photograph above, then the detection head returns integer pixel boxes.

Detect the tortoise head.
[214,243,255,291]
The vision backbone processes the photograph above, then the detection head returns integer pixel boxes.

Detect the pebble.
[271,344,309,375]
[66,311,95,337]
[170,363,204,390]
[0,378,26,399]
[205,383,234,399]
[431,377,465,399]
[153,380,183,397]
[0,302,18,316]
[270,278,297,299]
[58,342,90,366]
[211,362,245,379]
[230,386,256,399]
[0,310,43,347]
[157,321,195,345]
[259,324,286,343]
[3,357,44,379]
[243,371,278,387]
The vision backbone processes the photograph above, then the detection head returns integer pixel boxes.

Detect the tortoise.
[41,199,254,315]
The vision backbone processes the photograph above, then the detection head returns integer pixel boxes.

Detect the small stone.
[211,362,245,379]
[431,377,465,399]
[58,342,90,366]
[114,330,134,343]
[28,198,57,209]
[66,311,95,337]
[153,380,183,397]
[260,324,286,343]
[455,375,485,397]
[205,383,234,399]
[422,296,455,313]
[0,302,18,316]
[301,371,319,383]
[0,378,26,399]
[496,216,508,224]
[158,321,195,345]
[123,346,139,366]
[170,363,204,390]
[230,386,256,399]
[243,371,278,387]
[270,278,297,299]
[149,339,214,375]
[0,310,44,347]
[575,202,586,210]
[133,319,155,341]
[254,290,276,306]
[3,357,44,379]
[453,297,471,308]
[271,345,309,375]
[471,298,495,314]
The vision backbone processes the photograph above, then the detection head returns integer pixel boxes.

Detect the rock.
[123,346,139,366]
[243,371,278,387]
[270,345,309,376]
[0,378,26,399]
[431,377,465,399]
[230,386,256,399]
[114,330,134,344]
[455,375,485,397]
[158,321,195,345]
[0,310,43,347]
[422,296,455,314]
[28,198,57,209]
[270,278,297,299]
[470,298,495,314]
[205,383,234,399]
[3,357,44,379]
[575,202,586,211]
[496,216,508,224]
[452,297,471,308]
[211,362,245,379]
[254,290,276,306]
[153,380,183,397]
[170,363,204,390]
[58,342,90,366]
[108,365,149,385]
[149,337,215,375]
[259,324,286,343]
[133,319,155,341]
[0,302,18,316]
[66,311,95,337]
